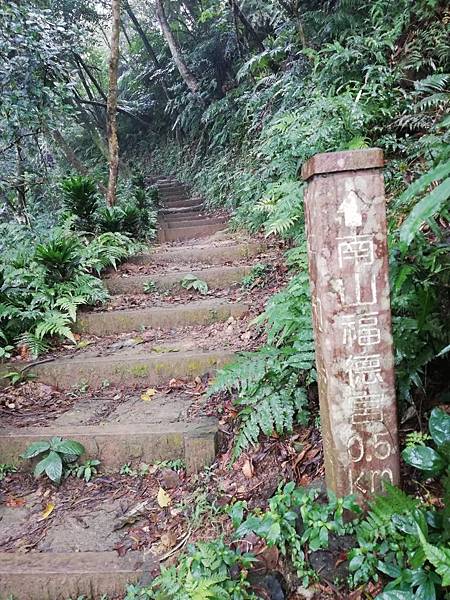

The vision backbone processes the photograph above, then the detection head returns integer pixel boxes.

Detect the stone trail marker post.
[301,148,400,502]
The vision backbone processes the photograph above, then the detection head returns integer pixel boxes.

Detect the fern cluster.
[209,243,315,457]
[0,224,138,357]
[125,539,257,600]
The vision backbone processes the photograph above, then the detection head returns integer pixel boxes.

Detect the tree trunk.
[123,0,170,100]
[230,0,265,53]
[155,0,202,99]
[51,129,108,196]
[277,0,308,48]
[106,0,121,207]
[15,142,30,226]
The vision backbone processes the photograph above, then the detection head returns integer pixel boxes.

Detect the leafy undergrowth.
[0,175,155,361]
[0,223,140,359]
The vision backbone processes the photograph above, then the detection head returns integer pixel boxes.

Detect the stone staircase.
[0,179,265,599]
[156,178,228,243]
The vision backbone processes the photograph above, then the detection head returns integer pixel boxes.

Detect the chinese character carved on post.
[301,149,400,502]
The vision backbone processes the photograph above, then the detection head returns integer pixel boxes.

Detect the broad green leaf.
[21,440,50,459]
[400,176,450,246]
[349,554,364,572]
[429,408,450,447]
[45,451,63,484]
[402,446,446,475]
[34,451,63,484]
[52,439,85,457]
[417,526,450,586]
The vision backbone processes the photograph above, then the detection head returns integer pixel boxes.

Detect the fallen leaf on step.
[113,500,149,530]
[160,532,178,549]
[41,502,55,519]
[157,487,171,508]
[141,388,157,402]
[242,458,254,479]
[5,496,26,508]
[76,339,93,349]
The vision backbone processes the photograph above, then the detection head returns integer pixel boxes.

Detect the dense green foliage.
[0,222,139,356]
[127,480,450,598]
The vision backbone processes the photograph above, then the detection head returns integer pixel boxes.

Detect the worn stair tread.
[161,210,208,220]
[105,264,251,294]
[158,222,228,242]
[11,349,234,389]
[0,551,153,600]
[161,208,204,217]
[164,216,227,229]
[161,197,204,208]
[127,241,264,266]
[76,299,248,335]
[0,418,218,473]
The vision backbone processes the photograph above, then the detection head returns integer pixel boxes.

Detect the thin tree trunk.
[155,0,202,99]
[75,64,104,129]
[120,18,132,49]
[123,0,170,100]
[277,0,308,48]
[15,142,30,226]
[230,0,265,53]
[106,0,121,207]
[51,129,108,196]
[74,53,108,102]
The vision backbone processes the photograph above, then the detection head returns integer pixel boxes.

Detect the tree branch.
[77,99,152,127]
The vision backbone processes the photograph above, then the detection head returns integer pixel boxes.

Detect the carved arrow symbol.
[338,188,362,228]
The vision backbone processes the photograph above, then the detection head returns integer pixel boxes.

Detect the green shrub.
[22,437,85,484]
[61,176,98,231]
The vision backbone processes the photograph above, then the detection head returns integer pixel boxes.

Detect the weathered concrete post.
[301,149,400,502]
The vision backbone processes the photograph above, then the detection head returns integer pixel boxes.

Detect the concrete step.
[164,216,226,229]
[157,181,186,189]
[159,189,188,197]
[17,349,234,389]
[0,416,218,473]
[162,197,203,209]
[105,264,251,295]
[159,222,227,242]
[159,189,187,194]
[160,204,203,215]
[76,300,248,336]
[127,241,265,266]
[0,551,153,600]
[161,210,206,221]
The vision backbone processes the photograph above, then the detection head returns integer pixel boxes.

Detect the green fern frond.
[34,310,75,343]
[17,332,50,358]
[368,483,420,528]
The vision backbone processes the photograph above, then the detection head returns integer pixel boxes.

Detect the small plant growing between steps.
[143,280,157,294]
[241,263,271,289]
[0,463,17,480]
[154,458,185,471]
[69,458,101,483]
[120,462,151,477]
[2,369,37,386]
[22,437,85,484]
[181,274,209,295]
